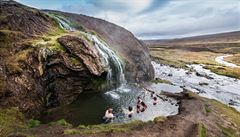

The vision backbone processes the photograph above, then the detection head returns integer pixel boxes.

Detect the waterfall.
[54,16,126,89]
[84,33,127,88]
[54,16,75,31]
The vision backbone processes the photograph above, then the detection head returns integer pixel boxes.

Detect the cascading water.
[54,16,75,31]
[41,15,179,125]
[83,33,127,89]
[54,16,126,90]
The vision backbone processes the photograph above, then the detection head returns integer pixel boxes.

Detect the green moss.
[153,116,166,123]
[42,37,51,42]
[50,119,72,127]
[218,124,236,137]
[0,108,27,137]
[69,55,82,66]
[49,41,66,52]
[27,119,41,128]
[64,120,144,135]
[198,123,207,137]
[90,77,108,91]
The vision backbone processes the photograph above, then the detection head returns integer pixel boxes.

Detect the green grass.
[64,120,144,135]
[218,124,236,137]
[198,123,207,137]
[50,119,72,127]
[153,116,166,123]
[204,65,240,79]
[48,40,66,52]
[5,49,33,74]
[27,119,41,128]
[0,108,27,137]
[210,100,240,126]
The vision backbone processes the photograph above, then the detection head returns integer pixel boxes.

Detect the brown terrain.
[0,0,153,120]
[145,31,240,53]
[145,31,240,79]
[1,1,240,137]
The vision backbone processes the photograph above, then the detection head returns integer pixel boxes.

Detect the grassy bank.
[150,47,240,79]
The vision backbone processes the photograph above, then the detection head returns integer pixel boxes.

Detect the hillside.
[0,0,153,119]
[145,31,240,46]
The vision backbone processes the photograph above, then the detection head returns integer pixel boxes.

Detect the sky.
[16,0,240,39]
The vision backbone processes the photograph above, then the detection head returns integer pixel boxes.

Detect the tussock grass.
[0,108,27,137]
[198,123,207,137]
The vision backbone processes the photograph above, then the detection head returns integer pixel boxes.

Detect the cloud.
[16,0,240,39]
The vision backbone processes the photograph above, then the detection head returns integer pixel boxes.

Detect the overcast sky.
[16,0,240,39]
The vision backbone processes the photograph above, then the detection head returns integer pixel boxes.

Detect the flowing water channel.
[41,16,179,126]
[42,16,239,126]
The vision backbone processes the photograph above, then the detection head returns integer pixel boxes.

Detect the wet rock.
[199,82,209,86]
[58,35,105,76]
[45,10,154,82]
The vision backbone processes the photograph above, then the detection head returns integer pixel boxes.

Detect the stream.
[41,16,240,126]
[215,55,240,68]
[152,61,240,111]
[41,16,179,126]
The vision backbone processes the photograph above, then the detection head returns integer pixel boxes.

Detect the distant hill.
[144,31,240,46]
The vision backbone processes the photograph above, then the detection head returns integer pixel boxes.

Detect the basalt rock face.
[0,1,107,118]
[57,35,105,76]
[0,1,153,118]
[46,11,154,82]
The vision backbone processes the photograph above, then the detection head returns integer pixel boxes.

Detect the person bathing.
[140,101,148,112]
[153,97,159,105]
[103,108,115,123]
[127,106,134,118]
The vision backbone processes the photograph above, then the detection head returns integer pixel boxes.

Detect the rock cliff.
[0,1,153,118]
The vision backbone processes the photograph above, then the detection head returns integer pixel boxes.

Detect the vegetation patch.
[69,55,82,66]
[224,54,240,66]
[204,65,240,79]
[50,119,72,127]
[0,107,27,137]
[64,120,144,135]
[210,100,240,127]
[217,124,236,137]
[153,116,166,123]
[150,48,219,69]
[48,40,67,52]
[6,49,33,74]
[198,123,207,137]
[27,119,41,128]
